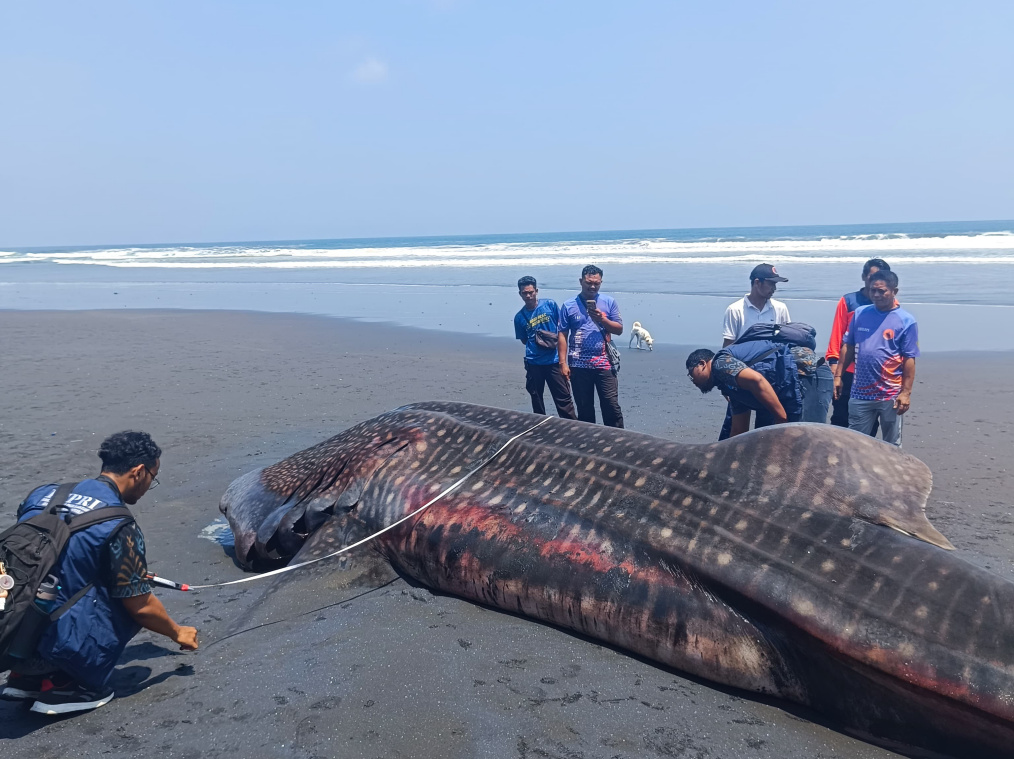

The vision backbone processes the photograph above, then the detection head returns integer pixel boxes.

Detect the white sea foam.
[3,231,1013,269]
[23,254,1014,269]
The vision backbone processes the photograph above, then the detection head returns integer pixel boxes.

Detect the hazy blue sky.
[2,1,1011,246]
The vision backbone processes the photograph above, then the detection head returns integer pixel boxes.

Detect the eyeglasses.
[145,467,160,490]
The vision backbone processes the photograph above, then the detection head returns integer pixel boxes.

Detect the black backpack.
[0,483,133,670]
[733,321,818,350]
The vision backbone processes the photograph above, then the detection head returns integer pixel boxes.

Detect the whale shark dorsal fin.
[710,423,955,551]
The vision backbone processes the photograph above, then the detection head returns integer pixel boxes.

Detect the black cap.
[750,263,788,283]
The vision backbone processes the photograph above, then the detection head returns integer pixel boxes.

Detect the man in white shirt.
[718,264,791,438]
[722,263,791,347]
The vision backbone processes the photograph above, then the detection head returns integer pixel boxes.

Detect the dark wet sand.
[1,310,1011,759]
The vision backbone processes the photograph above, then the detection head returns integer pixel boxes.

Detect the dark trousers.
[830,370,853,427]
[525,362,577,419]
[570,368,624,428]
[830,370,878,435]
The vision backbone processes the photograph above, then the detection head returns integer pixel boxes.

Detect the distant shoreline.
[2,282,1012,352]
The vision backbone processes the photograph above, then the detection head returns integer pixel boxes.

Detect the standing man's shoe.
[30,681,115,715]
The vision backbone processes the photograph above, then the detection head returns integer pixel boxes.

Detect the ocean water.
[2,220,1012,351]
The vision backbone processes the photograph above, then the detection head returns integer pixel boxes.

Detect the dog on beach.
[629,321,654,351]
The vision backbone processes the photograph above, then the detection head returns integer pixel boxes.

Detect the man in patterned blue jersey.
[559,265,625,427]
[1,431,198,715]
[834,270,919,446]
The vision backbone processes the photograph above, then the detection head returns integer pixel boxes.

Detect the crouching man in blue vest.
[686,341,823,438]
[1,431,198,715]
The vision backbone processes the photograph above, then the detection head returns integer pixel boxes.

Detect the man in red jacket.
[825,258,890,427]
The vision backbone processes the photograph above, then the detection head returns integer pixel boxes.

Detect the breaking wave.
[3,230,1013,269]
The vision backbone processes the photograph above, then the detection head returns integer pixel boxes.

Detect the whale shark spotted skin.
[220,401,1014,758]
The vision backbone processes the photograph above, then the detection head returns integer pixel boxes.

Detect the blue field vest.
[17,478,141,688]
[714,340,802,419]
[843,289,872,314]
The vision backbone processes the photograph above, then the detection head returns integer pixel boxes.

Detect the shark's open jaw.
[219,419,421,568]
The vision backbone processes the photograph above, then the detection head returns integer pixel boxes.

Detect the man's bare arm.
[833,343,856,400]
[837,343,855,373]
[589,309,623,335]
[121,593,198,650]
[735,368,788,423]
[600,315,623,336]
[895,357,915,414]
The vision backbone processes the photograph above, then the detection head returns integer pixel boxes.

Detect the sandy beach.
[1,309,1012,759]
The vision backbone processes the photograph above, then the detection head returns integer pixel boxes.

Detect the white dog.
[629,321,654,351]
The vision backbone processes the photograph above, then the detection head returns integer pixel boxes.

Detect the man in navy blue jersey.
[514,276,576,419]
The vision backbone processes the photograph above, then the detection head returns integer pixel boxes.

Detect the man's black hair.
[518,275,537,290]
[868,269,899,290]
[581,264,603,279]
[686,348,715,371]
[98,431,162,474]
[862,258,891,278]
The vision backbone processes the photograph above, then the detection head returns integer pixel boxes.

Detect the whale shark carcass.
[220,401,1014,757]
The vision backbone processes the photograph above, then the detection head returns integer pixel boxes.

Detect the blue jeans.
[848,398,904,446]
[800,364,834,423]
